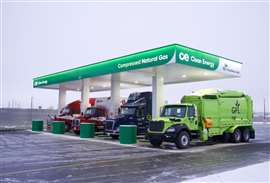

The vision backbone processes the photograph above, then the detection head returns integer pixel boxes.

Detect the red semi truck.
[47,100,81,131]
[72,97,126,135]
[72,106,108,135]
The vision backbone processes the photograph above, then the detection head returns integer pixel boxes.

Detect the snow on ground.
[182,161,270,183]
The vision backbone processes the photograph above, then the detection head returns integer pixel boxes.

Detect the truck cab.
[148,104,199,148]
[47,100,81,132]
[104,92,152,139]
[72,106,107,135]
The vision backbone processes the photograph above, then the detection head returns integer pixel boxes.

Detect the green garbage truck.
[148,89,255,149]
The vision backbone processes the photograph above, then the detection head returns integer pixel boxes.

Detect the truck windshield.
[85,108,96,116]
[127,93,139,103]
[61,107,70,115]
[161,106,186,118]
[120,107,136,115]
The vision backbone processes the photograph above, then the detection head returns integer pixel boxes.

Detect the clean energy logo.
[178,52,215,69]
[179,52,190,62]
[232,100,240,114]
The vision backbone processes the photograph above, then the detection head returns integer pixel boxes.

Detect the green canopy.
[33,44,242,91]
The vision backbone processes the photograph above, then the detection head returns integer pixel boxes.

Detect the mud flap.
[250,129,255,139]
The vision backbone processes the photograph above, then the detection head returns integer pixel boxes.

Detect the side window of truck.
[188,106,196,117]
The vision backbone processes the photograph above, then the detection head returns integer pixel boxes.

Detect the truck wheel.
[149,138,162,147]
[65,124,70,132]
[231,128,241,143]
[222,132,230,143]
[241,128,250,142]
[74,131,80,135]
[175,131,190,149]
[111,135,119,140]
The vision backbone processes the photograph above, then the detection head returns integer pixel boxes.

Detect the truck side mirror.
[160,107,164,115]
[193,105,198,117]
[81,112,84,116]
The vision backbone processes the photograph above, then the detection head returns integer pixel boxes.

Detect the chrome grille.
[105,120,114,130]
[149,121,164,132]
[72,119,80,127]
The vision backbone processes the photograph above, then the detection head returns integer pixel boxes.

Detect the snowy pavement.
[182,161,270,183]
[0,123,269,182]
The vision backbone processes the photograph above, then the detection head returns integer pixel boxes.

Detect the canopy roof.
[33,44,242,91]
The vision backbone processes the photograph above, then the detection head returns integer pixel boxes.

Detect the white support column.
[110,73,120,117]
[81,78,90,113]
[152,70,164,120]
[58,85,66,112]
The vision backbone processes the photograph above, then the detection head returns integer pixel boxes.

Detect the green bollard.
[52,121,65,134]
[32,120,44,131]
[80,123,95,138]
[120,125,137,144]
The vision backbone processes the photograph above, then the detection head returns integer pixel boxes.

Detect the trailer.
[148,89,255,148]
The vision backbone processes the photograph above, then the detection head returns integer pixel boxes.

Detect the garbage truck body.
[148,89,254,148]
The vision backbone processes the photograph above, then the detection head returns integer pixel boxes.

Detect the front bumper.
[72,126,80,132]
[47,121,52,130]
[105,130,119,136]
[148,132,177,143]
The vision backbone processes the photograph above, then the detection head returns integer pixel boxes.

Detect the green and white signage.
[175,45,219,70]
[33,44,242,87]
[175,45,241,75]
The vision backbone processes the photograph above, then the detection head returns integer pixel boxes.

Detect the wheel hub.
[181,136,188,146]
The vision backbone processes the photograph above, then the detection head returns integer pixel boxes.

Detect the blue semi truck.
[104,92,152,139]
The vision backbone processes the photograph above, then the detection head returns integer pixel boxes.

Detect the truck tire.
[74,131,80,135]
[149,138,162,147]
[111,135,119,140]
[175,131,190,149]
[222,132,230,143]
[65,124,70,132]
[241,128,250,142]
[231,128,241,143]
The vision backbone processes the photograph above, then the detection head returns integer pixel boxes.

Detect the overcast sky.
[1,1,269,112]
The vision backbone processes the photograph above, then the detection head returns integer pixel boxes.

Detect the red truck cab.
[47,100,81,131]
[72,106,107,135]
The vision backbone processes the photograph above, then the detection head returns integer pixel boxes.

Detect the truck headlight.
[166,127,176,133]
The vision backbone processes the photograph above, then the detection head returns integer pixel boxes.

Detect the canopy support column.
[152,70,164,120]
[58,85,66,112]
[110,73,120,117]
[81,78,90,113]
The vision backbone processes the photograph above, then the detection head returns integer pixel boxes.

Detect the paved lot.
[0,123,269,183]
